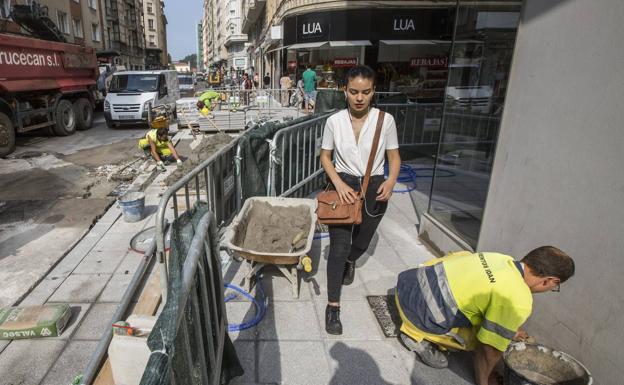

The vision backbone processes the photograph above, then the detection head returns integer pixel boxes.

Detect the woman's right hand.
[335,180,358,205]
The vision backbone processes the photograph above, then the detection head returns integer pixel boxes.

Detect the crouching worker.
[395,246,574,385]
[138,116,182,171]
[196,89,221,116]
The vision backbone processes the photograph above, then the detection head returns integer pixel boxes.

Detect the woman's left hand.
[376,180,395,201]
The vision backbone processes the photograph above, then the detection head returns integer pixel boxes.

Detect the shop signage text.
[333,57,358,67]
[410,57,449,68]
[394,18,416,31]
[303,22,323,35]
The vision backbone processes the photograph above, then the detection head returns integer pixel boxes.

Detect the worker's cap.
[151,115,169,129]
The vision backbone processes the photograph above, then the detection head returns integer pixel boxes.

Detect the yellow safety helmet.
[150,115,169,129]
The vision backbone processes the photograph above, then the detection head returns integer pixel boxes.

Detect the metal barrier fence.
[140,210,231,385]
[155,137,241,299]
[267,114,330,197]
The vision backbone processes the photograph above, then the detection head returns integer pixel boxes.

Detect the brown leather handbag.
[316,111,385,225]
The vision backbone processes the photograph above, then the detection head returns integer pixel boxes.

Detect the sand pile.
[236,201,311,254]
[165,132,234,186]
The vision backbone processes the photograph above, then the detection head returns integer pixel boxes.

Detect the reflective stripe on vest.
[415,263,461,326]
[482,318,516,340]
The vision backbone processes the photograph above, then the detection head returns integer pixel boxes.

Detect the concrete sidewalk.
[224,191,476,385]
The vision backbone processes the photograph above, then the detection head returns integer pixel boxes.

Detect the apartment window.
[91,23,100,41]
[73,0,80,3]
[149,34,155,47]
[1,0,10,19]
[147,2,153,14]
[88,0,97,10]
[148,18,154,30]
[73,18,84,38]
[57,11,69,34]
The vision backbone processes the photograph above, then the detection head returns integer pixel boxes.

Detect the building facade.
[196,22,204,72]
[202,0,249,73]
[237,1,624,384]
[0,0,105,50]
[99,0,145,69]
[143,0,168,69]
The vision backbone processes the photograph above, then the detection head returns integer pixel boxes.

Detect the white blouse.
[321,108,399,177]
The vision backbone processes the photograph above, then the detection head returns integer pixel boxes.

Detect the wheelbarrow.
[223,197,317,299]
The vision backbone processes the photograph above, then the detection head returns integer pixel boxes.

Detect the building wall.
[100,0,145,69]
[80,0,104,49]
[478,1,624,384]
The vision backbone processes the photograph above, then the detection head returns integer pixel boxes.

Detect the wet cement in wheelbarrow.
[505,344,590,385]
[235,201,311,254]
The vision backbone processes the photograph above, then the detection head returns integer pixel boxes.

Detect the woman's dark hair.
[345,65,376,87]
[521,246,575,282]
[156,127,169,138]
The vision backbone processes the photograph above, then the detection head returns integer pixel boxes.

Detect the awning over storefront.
[287,42,329,50]
[265,46,287,54]
[329,40,372,47]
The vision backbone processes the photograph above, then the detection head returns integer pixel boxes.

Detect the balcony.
[106,0,119,20]
[241,0,265,34]
[224,33,248,47]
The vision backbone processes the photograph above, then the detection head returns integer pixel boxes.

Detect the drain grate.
[367,295,401,338]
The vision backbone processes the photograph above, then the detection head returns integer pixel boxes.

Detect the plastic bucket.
[503,343,592,385]
[118,192,145,223]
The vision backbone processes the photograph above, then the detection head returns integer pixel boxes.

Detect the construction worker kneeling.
[395,246,575,385]
[138,116,182,171]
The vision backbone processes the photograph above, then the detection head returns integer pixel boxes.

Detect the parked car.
[104,70,179,128]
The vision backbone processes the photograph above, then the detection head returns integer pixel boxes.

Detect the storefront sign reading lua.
[297,13,330,41]
[394,18,416,32]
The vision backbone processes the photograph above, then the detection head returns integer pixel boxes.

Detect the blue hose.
[384,164,456,193]
[223,273,267,331]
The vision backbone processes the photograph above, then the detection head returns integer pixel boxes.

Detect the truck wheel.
[53,99,77,136]
[0,112,16,158]
[73,98,94,130]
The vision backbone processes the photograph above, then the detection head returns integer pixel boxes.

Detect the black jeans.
[327,173,388,303]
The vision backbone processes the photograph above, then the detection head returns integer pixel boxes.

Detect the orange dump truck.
[0,33,98,157]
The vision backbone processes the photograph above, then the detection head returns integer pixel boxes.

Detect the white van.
[104,70,179,127]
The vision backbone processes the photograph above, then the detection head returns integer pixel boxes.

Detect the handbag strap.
[361,110,385,197]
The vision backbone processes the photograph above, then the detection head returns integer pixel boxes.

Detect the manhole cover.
[367,295,401,338]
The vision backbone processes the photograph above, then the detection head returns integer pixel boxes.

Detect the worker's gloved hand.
[157,161,165,171]
[176,159,183,166]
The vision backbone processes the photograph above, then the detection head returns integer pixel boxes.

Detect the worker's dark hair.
[345,65,376,87]
[196,100,205,109]
[156,127,168,138]
[521,246,575,282]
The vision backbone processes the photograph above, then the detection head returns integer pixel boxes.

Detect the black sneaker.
[400,333,448,368]
[342,260,355,286]
[325,305,343,335]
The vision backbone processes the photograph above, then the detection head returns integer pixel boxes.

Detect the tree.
[181,54,197,69]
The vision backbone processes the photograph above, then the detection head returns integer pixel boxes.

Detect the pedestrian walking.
[279,73,292,107]
[241,73,252,105]
[302,65,317,113]
[319,65,401,335]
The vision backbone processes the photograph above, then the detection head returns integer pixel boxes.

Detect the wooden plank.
[93,270,162,385]
[132,270,162,316]
[93,360,114,385]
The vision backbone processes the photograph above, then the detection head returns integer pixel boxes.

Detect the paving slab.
[230,340,256,385]
[18,276,66,306]
[48,274,111,303]
[259,301,321,341]
[313,300,384,341]
[258,340,330,385]
[114,252,148,276]
[0,339,66,385]
[325,340,412,385]
[74,303,119,340]
[225,301,260,341]
[98,273,134,302]
[73,249,127,275]
[40,340,99,385]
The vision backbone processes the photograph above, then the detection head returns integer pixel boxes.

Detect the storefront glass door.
[426,1,521,247]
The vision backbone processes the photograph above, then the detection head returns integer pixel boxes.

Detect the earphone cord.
[359,178,384,218]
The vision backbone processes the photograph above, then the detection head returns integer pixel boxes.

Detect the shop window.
[427,1,521,247]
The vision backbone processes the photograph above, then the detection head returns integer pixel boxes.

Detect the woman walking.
[319,65,401,334]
